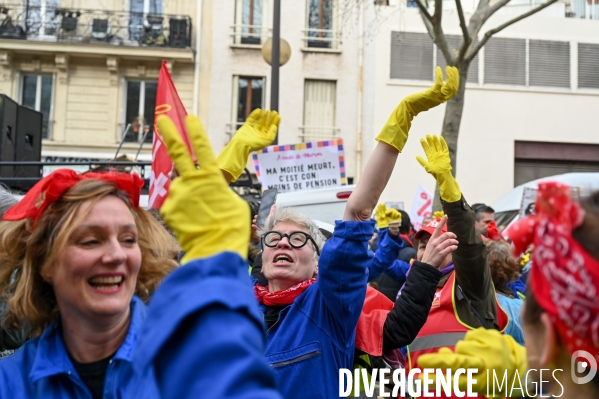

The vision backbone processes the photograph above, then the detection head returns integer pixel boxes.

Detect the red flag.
[148,61,193,209]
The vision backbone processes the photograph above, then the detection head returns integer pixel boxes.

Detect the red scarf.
[509,181,599,364]
[254,278,317,306]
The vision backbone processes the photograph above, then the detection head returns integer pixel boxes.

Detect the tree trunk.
[432,64,468,211]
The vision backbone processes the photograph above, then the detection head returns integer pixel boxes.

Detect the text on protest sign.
[252,140,347,193]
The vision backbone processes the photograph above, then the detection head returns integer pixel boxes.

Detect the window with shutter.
[514,141,599,186]
[529,40,570,88]
[435,35,479,84]
[390,32,434,81]
[302,80,337,142]
[578,43,599,89]
[484,38,526,86]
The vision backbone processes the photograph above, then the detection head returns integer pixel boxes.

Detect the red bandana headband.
[2,169,144,226]
[509,181,599,364]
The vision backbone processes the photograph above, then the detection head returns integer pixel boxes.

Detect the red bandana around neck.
[254,278,317,306]
[3,168,144,226]
[509,181,599,365]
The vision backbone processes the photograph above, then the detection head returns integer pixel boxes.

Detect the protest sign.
[409,185,433,231]
[386,201,405,211]
[519,185,581,218]
[252,139,347,193]
[519,187,538,218]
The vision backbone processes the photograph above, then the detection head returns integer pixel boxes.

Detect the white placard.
[409,185,433,232]
[386,201,405,211]
[519,187,538,218]
[252,140,346,193]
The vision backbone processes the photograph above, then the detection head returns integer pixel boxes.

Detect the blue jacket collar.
[28,296,146,384]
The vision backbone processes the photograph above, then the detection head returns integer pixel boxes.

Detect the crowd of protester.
[0,65,596,399]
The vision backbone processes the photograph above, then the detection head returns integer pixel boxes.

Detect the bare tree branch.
[489,0,514,15]
[431,0,454,65]
[413,0,433,22]
[455,0,471,62]
[468,0,558,59]
[466,0,510,47]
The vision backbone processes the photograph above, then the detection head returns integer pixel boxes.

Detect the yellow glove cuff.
[216,141,251,182]
[375,100,413,153]
[438,172,462,203]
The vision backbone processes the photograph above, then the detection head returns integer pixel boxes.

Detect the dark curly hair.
[485,240,520,289]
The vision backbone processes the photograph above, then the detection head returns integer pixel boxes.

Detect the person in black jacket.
[381,215,457,352]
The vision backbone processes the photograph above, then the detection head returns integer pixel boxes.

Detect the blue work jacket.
[135,251,282,399]
[368,227,410,282]
[262,220,374,399]
[0,296,158,399]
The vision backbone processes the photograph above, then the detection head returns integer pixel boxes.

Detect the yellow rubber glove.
[217,109,281,182]
[376,66,459,152]
[375,203,388,229]
[158,114,250,263]
[419,329,528,398]
[416,134,461,202]
[433,210,445,219]
[385,208,402,225]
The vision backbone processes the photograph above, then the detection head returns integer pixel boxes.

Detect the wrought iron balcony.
[0,4,192,48]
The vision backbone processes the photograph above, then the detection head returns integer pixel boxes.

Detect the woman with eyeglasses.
[248,67,459,399]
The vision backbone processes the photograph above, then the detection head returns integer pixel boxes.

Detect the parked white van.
[275,185,355,226]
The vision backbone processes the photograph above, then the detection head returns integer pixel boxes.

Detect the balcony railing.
[230,24,271,46]
[298,125,340,142]
[302,28,341,50]
[0,4,192,48]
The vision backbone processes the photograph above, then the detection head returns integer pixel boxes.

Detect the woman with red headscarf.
[418,182,599,398]
[0,170,180,398]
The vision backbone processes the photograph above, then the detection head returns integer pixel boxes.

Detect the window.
[529,40,570,88]
[129,0,163,42]
[21,74,53,139]
[578,42,599,89]
[306,0,336,49]
[514,141,599,186]
[390,32,479,83]
[124,80,157,143]
[234,0,264,45]
[230,76,265,137]
[390,32,434,81]
[27,0,60,37]
[301,80,337,142]
[484,38,526,86]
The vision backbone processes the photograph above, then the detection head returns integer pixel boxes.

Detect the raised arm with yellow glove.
[217,109,280,183]
[157,114,250,263]
[376,66,458,153]
[416,134,461,203]
[418,328,528,398]
[375,203,389,229]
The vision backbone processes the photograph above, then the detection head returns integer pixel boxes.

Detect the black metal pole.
[271,0,281,145]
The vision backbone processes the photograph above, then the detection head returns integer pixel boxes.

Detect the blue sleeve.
[368,229,408,282]
[318,220,374,345]
[135,252,281,399]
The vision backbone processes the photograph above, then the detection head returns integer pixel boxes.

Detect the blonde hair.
[0,179,180,336]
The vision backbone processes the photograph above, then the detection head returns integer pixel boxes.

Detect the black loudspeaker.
[0,94,17,178]
[15,105,43,178]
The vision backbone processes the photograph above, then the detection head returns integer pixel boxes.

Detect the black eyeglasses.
[261,231,321,256]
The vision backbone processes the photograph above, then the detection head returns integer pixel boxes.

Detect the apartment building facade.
[1,0,598,208]
[363,2,599,207]
[0,0,198,164]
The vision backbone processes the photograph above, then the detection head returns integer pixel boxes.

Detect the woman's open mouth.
[88,275,124,292]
